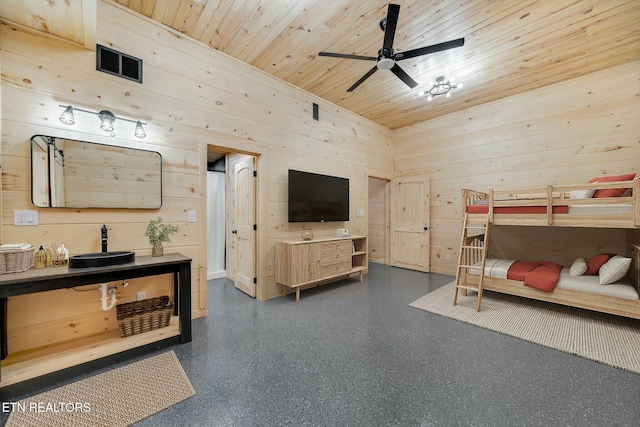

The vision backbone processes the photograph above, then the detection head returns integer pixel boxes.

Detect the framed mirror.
[31,135,162,209]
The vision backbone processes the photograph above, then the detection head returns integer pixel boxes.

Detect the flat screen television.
[288,169,349,222]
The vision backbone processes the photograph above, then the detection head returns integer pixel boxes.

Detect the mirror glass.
[31,135,162,209]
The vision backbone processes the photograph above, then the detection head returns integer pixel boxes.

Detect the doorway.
[368,176,390,265]
[207,147,258,298]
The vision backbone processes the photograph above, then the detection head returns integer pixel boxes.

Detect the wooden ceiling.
[2,0,639,129]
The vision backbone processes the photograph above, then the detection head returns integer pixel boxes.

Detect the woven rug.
[410,282,640,375]
[5,351,195,427]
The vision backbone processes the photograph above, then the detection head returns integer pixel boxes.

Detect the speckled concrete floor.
[3,263,640,426]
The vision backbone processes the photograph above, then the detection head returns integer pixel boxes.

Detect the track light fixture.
[58,104,147,138]
[418,76,463,101]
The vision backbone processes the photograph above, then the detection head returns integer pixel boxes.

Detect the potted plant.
[145,217,179,257]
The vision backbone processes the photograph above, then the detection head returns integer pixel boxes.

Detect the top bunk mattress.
[466,203,633,215]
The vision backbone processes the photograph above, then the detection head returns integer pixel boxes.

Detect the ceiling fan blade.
[390,64,418,89]
[347,65,379,92]
[319,52,377,61]
[382,4,400,52]
[394,38,465,61]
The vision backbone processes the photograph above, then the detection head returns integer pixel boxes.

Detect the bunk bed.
[454,175,640,319]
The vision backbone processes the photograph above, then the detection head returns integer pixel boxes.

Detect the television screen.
[288,170,349,222]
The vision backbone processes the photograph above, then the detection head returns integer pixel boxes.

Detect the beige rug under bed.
[410,282,640,375]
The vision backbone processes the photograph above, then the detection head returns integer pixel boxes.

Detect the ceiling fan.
[318,3,465,92]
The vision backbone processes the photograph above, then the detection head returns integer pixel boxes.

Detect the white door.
[234,157,257,297]
[390,176,430,272]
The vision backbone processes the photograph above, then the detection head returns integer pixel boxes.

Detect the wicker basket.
[0,246,34,274]
[116,296,173,338]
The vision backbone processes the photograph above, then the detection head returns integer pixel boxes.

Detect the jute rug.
[410,282,640,375]
[5,351,195,427]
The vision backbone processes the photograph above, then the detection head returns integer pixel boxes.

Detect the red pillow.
[584,253,615,275]
[589,173,636,198]
[524,262,563,292]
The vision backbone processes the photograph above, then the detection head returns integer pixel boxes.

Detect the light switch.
[357,209,365,217]
[188,211,197,222]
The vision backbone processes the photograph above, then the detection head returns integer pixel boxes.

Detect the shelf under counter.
[0,253,191,390]
[0,318,180,387]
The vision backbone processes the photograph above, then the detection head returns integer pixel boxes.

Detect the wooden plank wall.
[0,1,392,353]
[394,61,640,276]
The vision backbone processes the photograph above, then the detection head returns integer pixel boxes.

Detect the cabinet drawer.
[320,260,351,277]
[320,242,350,264]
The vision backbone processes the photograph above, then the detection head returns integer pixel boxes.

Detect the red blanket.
[522,261,564,292]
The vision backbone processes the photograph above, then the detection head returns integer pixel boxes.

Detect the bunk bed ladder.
[453,213,491,311]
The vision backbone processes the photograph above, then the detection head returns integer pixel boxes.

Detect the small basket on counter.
[116,296,173,338]
[0,244,34,274]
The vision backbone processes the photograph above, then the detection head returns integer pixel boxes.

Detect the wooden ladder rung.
[458,264,481,269]
[460,245,483,249]
[455,285,480,291]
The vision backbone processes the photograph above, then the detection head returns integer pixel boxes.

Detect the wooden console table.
[0,253,191,390]
[276,236,367,302]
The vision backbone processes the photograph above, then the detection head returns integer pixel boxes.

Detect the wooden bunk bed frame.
[463,178,640,229]
[458,177,640,320]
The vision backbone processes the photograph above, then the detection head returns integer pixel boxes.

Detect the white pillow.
[599,256,632,285]
[569,189,596,199]
[570,258,587,276]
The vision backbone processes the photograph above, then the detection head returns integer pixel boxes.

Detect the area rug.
[5,351,195,427]
[410,282,640,375]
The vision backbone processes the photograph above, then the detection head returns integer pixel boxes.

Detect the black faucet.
[101,225,108,253]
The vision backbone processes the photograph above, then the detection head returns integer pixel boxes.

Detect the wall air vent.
[96,45,143,83]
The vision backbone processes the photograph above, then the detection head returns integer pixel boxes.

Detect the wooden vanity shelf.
[0,253,191,390]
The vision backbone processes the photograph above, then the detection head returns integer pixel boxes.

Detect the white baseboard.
[207,270,226,280]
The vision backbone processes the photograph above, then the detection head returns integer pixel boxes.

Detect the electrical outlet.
[188,211,196,222]
[14,210,39,226]
[445,254,451,261]
[137,291,147,301]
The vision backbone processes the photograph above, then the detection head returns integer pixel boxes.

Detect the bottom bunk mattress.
[470,258,638,300]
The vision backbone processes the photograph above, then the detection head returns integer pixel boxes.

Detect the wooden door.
[390,176,430,272]
[234,157,256,297]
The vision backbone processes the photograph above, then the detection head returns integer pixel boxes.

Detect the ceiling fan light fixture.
[377,57,395,70]
[423,75,461,101]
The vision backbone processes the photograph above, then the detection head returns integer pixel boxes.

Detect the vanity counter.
[0,253,191,391]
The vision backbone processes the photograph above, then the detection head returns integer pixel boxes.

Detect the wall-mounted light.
[418,76,463,101]
[58,104,147,138]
